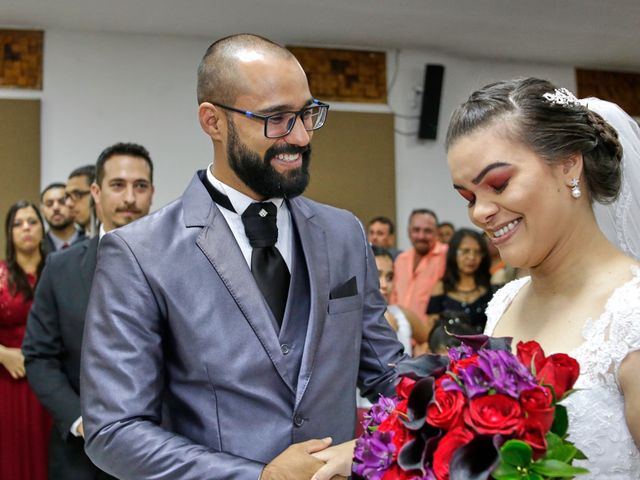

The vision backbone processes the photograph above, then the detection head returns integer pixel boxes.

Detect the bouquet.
[353,335,589,479]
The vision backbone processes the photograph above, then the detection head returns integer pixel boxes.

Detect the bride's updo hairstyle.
[446,77,623,204]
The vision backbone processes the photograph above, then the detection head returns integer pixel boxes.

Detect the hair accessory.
[543,88,580,107]
[570,178,582,198]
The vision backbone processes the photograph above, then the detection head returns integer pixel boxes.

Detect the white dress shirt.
[206,165,293,271]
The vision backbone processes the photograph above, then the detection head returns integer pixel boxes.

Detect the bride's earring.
[570,178,581,199]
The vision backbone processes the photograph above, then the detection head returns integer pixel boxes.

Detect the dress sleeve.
[610,267,640,383]
[426,295,444,315]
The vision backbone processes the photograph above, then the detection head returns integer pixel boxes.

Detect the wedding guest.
[426,228,493,336]
[367,216,401,260]
[446,77,640,475]
[0,201,51,480]
[23,142,154,480]
[437,221,455,244]
[65,165,97,236]
[41,183,85,253]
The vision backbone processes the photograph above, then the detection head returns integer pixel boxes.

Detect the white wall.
[1,30,575,245]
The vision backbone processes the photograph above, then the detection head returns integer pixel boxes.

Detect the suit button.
[293,414,304,427]
[281,344,290,355]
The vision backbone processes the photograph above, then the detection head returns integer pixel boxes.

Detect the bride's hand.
[310,439,356,480]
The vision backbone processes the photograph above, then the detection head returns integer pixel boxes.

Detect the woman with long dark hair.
[426,228,493,336]
[0,200,51,480]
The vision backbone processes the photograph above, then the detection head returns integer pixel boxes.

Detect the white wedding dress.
[484,266,640,478]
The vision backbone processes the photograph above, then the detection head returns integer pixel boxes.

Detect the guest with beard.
[40,183,85,253]
[80,34,405,480]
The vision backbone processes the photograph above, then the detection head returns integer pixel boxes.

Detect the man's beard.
[49,216,74,231]
[226,119,311,199]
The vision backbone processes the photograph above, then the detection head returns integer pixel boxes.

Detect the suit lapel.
[288,198,330,406]
[185,172,295,394]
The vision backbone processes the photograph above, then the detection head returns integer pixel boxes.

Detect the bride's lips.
[487,218,522,245]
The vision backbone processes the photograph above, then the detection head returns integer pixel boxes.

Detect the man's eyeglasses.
[65,190,91,202]
[211,99,329,139]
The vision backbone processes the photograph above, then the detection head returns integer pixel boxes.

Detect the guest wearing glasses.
[426,228,493,338]
[40,183,85,253]
[80,34,404,480]
[65,165,97,236]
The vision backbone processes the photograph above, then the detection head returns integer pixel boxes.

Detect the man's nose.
[283,116,311,146]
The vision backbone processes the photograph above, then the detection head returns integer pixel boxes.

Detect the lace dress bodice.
[485,266,640,478]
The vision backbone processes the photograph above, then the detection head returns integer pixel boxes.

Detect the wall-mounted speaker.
[418,64,445,140]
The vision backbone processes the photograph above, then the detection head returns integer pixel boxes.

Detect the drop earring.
[570,178,581,199]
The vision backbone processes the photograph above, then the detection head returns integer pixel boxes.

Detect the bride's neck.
[528,216,620,296]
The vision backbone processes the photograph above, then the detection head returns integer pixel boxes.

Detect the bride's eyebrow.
[471,162,511,185]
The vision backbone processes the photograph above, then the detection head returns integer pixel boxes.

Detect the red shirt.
[390,242,448,322]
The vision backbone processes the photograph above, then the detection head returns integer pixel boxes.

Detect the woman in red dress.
[0,200,51,479]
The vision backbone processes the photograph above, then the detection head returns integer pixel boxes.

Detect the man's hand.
[0,346,26,379]
[261,437,332,480]
[310,439,355,480]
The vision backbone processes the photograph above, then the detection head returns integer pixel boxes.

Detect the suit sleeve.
[354,219,407,401]
[80,233,264,480]
[22,258,81,439]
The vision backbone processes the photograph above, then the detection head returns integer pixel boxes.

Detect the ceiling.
[2,0,640,71]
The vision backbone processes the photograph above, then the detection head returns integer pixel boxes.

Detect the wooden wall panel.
[288,46,386,103]
[0,29,44,89]
[576,69,640,117]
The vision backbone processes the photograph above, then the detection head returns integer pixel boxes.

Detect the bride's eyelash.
[492,181,509,193]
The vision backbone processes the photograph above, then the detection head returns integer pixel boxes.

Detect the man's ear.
[90,182,101,206]
[198,103,225,141]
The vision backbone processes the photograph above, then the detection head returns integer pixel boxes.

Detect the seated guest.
[427,228,493,335]
[390,208,447,323]
[372,246,429,353]
[437,221,455,244]
[65,165,97,237]
[367,216,401,260]
[40,183,85,253]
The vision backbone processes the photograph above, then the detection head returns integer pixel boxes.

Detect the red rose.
[450,354,479,374]
[464,394,522,435]
[518,418,547,459]
[382,464,425,480]
[520,386,554,432]
[427,388,466,430]
[432,427,475,480]
[537,353,580,399]
[396,377,417,400]
[517,341,546,374]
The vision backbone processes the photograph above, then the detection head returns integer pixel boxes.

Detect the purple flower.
[447,344,475,362]
[353,430,396,480]
[458,365,491,398]
[477,349,537,398]
[363,395,398,430]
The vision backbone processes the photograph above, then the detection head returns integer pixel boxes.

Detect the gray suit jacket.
[80,172,405,479]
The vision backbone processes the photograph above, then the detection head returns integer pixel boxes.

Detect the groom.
[80,34,405,479]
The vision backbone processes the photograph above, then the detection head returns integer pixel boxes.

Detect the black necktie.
[241,202,290,326]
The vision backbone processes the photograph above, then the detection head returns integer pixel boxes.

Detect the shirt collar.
[206,163,284,214]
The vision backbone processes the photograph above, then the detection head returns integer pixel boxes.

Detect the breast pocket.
[327,293,362,315]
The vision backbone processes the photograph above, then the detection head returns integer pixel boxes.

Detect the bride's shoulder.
[484,276,531,334]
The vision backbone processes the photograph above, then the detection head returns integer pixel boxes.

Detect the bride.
[445,77,640,477]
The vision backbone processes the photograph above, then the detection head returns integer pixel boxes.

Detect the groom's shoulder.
[293,196,363,230]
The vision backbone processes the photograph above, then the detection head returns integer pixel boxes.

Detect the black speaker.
[418,64,445,140]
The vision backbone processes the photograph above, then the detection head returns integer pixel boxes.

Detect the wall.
[0,29,575,248]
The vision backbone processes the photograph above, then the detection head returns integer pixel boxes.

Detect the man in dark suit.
[22,142,154,479]
[80,34,405,480]
[41,182,85,254]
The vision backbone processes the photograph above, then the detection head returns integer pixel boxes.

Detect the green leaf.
[528,474,544,480]
[491,462,522,480]
[545,444,577,463]
[573,447,588,460]
[500,440,533,467]
[551,404,569,437]
[545,432,563,450]
[530,459,590,477]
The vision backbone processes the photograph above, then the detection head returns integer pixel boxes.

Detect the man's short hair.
[68,165,96,184]
[196,34,295,106]
[409,208,439,224]
[95,142,154,186]
[368,216,395,235]
[40,182,67,201]
[438,221,454,230]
